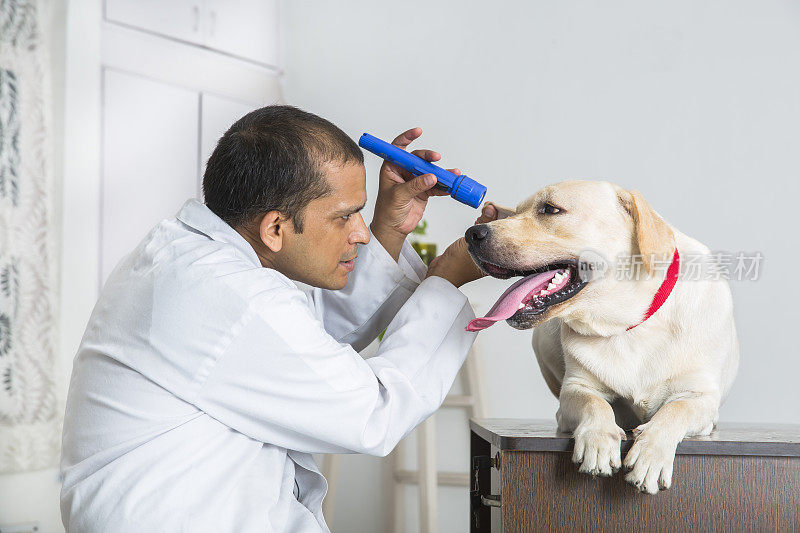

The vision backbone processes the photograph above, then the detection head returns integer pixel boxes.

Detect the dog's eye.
[539,203,563,215]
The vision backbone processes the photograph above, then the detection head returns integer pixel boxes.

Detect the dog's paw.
[623,422,678,494]
[572,422,626,477]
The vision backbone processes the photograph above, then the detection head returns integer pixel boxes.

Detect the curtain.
[0,0,60,473]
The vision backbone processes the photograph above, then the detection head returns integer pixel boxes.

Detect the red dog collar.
[626,248,680,331]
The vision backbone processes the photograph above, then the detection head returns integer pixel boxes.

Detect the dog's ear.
[617,189,675,276]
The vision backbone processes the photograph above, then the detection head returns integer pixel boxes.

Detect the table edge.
[470,419,800,457]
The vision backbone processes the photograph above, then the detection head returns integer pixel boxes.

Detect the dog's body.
[466,180,739,494]
[532,224,739,492]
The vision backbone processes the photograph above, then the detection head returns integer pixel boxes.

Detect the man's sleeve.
[304,232,428,351]
[191,276,476,456]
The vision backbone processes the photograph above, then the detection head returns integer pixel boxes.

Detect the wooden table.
[469,419,800,532]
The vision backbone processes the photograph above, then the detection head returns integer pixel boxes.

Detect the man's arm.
[303,229,427,351]
[368,127,452,254]
[193,275,476,456]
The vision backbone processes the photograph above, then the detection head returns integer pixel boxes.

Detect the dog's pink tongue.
[466,270,559,332]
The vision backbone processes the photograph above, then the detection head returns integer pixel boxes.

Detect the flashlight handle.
[358,133,487,208]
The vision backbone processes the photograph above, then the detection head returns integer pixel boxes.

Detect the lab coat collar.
[176,198,262,268]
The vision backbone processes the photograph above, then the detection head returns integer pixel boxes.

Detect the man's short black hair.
[203,105,364,232]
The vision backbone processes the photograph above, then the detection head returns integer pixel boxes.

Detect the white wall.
[281,0,800,531]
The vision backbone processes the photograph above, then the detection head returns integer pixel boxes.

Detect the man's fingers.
[391,127,422,149]
[413,167,454,197]
[410,149,440,163]
[474,204,498,224]
[400,173,437,198]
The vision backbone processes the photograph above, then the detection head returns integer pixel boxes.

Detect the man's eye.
[539,203,563,215]
[341,214,351,221]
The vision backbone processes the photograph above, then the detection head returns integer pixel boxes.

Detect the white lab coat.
[60,198,477,532]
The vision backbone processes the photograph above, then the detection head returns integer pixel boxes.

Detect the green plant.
[412,220,428,236]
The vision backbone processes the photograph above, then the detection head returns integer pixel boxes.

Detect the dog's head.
[465,180,675,331]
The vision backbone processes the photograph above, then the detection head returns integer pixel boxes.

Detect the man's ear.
[617,188,675,276]
[258,211,287,253]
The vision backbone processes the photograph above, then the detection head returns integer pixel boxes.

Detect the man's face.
[276,162,370,290]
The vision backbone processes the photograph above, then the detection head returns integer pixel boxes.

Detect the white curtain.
[0,0,60,473]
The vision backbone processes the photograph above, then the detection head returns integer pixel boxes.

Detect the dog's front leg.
[559,376,626,477]
[623,392,719,494]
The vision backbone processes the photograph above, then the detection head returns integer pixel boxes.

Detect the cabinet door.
[102,69,200,284]
[205,0,279,66]
[106,0,205,47]
[198,93,258,197]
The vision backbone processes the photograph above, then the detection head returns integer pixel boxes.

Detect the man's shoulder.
[103,218,301,314]
[87,218,307,372]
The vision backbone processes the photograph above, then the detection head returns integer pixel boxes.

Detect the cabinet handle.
[192,5,200,32]
[209,10,217,37]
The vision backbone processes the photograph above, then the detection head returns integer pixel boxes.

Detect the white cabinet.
[101,70,262,283]
[205,0,279,66]
[98,2,278,286]
[105,0,279,67]
[105,0,204,46]
[101,69,200,283]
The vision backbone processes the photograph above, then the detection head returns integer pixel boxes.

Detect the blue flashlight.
[358,133,487,209]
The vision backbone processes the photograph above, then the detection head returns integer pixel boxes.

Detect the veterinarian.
[60,106,496,532]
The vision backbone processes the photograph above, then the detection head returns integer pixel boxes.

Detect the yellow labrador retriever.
[465,180,739,494]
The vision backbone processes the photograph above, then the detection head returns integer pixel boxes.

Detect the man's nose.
[465,224,490,246]
[352,213,370,244]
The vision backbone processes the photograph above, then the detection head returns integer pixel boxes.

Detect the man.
[60,106,497,532]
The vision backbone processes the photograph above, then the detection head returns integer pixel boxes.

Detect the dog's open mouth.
[466,260,588,331]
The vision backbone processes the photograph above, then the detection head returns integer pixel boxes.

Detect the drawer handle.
[481,494,501,508]
[471,453,502,527]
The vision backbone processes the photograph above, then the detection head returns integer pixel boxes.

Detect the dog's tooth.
[540,290,550,296]
[518,303,525,310]
[547,283,556,290]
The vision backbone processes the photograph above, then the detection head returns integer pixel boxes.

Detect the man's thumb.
[403,174,437,197]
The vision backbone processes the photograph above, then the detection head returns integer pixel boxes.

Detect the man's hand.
[370,128,458,261]
[481,202,515,220]
[425,203,500,288]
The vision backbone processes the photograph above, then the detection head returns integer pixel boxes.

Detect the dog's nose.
[465,224,489,245]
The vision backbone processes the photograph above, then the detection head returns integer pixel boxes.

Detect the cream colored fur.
[483,180,739,494]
